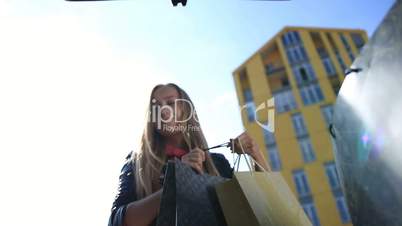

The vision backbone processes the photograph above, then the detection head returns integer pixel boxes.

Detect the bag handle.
[233,137,268,174]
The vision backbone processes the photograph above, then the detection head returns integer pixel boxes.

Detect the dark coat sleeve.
[108,153,137,226]
[210,153,233,179]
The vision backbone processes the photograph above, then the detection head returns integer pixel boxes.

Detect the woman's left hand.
[233,132,260,158]
[233,132,271,171]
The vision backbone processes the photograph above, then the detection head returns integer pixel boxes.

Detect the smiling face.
[152,85,184,136]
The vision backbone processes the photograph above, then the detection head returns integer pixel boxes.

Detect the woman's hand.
[233,132,260,158]
[233,132,271,172]
[181,147,205,174]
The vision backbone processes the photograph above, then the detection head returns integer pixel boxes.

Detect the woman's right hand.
[181,148,205,174]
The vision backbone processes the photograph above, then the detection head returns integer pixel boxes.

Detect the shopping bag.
[215,141,312,226]
[215,171,312,226]
[156,158,228,226]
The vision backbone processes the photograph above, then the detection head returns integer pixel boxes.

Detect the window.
[336,52,347,72]
[267,145,282,171]
[263,129,276,146]
[302,201,321,226]
[285,90,298,111]
[326,33,348,71]
[283,31,308,65]
[264,64,274,75]
[286,46,308,65]
[293,169,311,197]
[282,35,290,47]
[295,46,308,62]
[292,113,308,136]
[265,63,284,75]
[321,105,333,126]
[326,32,337,49]
[316,47,328,58]
[322,58,336,76]
[314,85,324,100]
[326,162,351,223]
[339,33,350,49]
[299,89,308,104]
[292,63,316,85]
[298,137,316,162]
[243,89,253,102]
[335,193,351,223]
[273,90,297,113]
[288,48,298,63]
[292,31,301,43]
[263,129,281,171]
[293,47,301,62]
[286,49,297,64]
[273,92,285,112]
[243,89,256,121]
[288,32,295,45]
[245,102,256,121]
[300,68,308,81]
[282,31,301,47]
[325,162,340,190]
[299,83,324,105]
[339,33,354,62]
[345,33,354,45]
[351,33,365,51]
[281,77,290,87]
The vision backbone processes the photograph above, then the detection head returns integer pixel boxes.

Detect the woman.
[108,83,270,226]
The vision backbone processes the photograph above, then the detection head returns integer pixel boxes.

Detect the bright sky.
[0,0,395,226]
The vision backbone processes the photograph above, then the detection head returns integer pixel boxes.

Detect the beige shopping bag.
[215,171,312,226]
[215,140,312,226]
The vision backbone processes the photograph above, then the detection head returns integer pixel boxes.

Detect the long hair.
[132,83,220,199]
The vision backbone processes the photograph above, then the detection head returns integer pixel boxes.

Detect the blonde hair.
[132,83,220,199]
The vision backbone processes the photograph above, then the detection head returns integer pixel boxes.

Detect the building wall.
[233,26,368,226]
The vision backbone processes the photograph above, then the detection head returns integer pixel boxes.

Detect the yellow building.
[233,26,368,226]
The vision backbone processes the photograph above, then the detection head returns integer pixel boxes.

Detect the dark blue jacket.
[108,152,233,226]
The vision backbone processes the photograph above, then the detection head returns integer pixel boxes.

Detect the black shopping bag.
[156,159,228,226]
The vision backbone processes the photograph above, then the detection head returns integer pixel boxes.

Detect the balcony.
[269,74,291,94]
[265,65,285,75]
[317,47,329,58]
[297,78,319,88]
